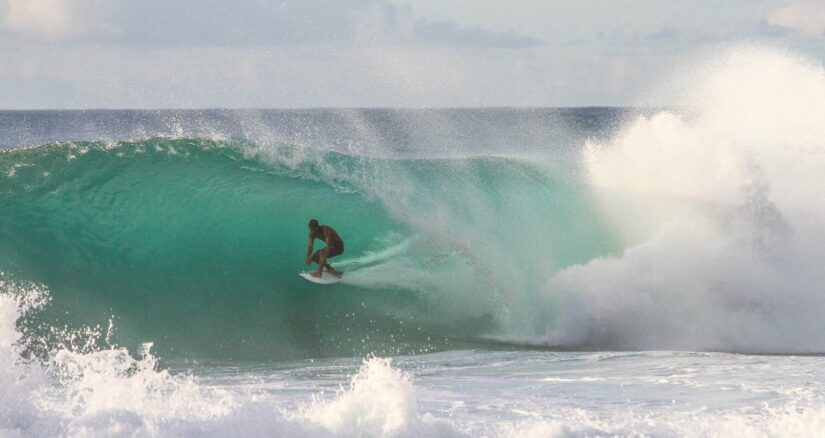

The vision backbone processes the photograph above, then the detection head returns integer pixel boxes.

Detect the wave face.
[0,137,614,360]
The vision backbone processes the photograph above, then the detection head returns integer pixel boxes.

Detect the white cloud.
[2,0,83,40]
[2,0,75,40]
[767,1,825,37]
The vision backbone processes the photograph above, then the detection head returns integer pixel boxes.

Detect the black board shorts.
[327,240,344,258]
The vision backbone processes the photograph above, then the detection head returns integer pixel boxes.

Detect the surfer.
[306,219,344,278]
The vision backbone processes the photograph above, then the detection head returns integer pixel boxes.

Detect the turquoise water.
[0,138,616,361]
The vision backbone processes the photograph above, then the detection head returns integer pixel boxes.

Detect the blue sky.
[0,0,823,108]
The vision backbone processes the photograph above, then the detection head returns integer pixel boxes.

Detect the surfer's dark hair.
[308,219,319,229]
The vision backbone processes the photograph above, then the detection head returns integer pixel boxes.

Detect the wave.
[0,137,612,360]
[2,46,825,359]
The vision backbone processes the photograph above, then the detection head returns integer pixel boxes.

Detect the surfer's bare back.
[306,219,344,278]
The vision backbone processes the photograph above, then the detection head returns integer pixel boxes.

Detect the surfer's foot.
[324,264,341,277]
[310,271,322,278]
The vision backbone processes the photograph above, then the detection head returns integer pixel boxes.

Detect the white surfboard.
[299,271,342,284]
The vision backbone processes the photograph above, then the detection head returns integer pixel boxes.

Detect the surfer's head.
[308,219,319,232]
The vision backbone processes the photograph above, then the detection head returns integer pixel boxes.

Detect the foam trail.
[334,236,414,272]
[539,47,825,352]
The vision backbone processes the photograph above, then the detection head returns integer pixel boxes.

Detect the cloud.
[0,0,96,41]
[0,0,371,45]
[755,20,794,38]
[644,26,681,42]
[110,0,364,47]
[599,26,684,45]
[767,1,825,37]
[413,18,543,49]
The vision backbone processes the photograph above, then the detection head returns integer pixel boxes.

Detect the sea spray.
[1,279,464,436]
[302,357,459,436]
[541,47,825,352]
[0,279,239,435]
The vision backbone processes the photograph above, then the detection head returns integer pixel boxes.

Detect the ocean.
[1,49,824,436]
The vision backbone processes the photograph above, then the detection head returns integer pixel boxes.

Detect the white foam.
[541,46,825,352]
[4,281,825,437]
[540,377,606,383]
[495,405,825,438]
[0,280,462,437]
[0,280,237,436]
[0,284,51,437]
[301,357,460,437]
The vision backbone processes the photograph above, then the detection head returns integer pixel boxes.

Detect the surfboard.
[299,271,342,284]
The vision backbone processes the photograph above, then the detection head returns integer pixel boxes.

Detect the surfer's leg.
[313,249,328,277]
[322,242,342,277]
[308,250,325,277]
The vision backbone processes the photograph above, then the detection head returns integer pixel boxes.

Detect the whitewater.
[1,47,825,436]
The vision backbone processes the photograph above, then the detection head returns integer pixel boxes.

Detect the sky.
[0,0,823,109]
